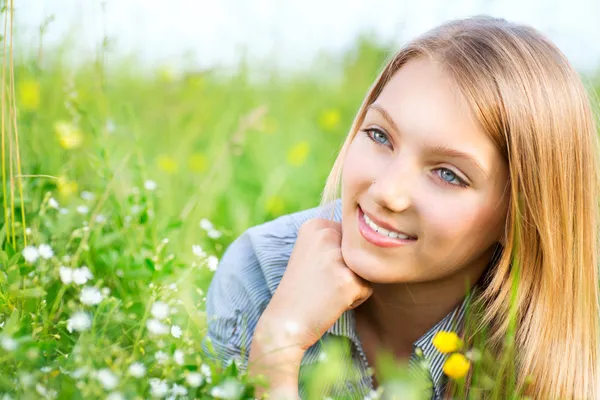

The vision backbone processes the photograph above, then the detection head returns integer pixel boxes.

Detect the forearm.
[248,321,306,399]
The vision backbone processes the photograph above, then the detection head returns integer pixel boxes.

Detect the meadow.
[3,19,600,400]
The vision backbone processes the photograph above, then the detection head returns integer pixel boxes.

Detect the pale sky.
[19,0,600,74]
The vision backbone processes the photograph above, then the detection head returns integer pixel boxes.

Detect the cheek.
[342,137,382,194]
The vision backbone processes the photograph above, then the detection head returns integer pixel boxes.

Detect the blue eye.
[435,168,468,188]
[363,128,391,146]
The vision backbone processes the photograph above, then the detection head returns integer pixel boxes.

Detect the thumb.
[348,285,373,310]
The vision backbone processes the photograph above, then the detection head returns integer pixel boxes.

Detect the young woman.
[202,15,600,399]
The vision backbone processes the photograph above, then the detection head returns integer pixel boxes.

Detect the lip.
[357,206,417,248]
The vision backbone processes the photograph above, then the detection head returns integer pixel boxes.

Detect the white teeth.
[363,212,412,240]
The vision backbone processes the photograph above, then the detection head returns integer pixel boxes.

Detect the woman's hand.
[248,218,373,398]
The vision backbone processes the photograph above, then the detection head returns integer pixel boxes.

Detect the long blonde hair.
[320,15,600,399]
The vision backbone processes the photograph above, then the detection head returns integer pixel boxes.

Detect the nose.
[369,154,416,213]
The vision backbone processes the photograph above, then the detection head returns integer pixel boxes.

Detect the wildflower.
[207,229,222,239]
[1,336,17,351]
[442,353,470,380]
[210,379,244,399]
[149,378,169,398]
[185,372,204,387]
[106,393,124,400]
[155,350,169,364]
[200,364,212,383]
[171,383,188,396]
[59,208,69,215]
[192,245,206,258]
[318,109,341,131]
[147,319,169,336]
[206,256,218,272]
[157,155,178,173]
[96,369,119,390]
[57,176,78,198]
[151,301,170,320]
[25,228,32,235]
[19,79,41,110]
[76,205,89,215]
[199,218,213,231]
[67,311,92,333]
[171,325,182,339]
[187,153,208,173]
[48,197,59,209]
[144,180,157,191]
[38,244,54,260]
[101,287,110,297]
[127,362,146,378]
[55,121,83,149]
[174,349,184,365]
[22,246,39,263]
[80,191,95,201]
[95,214,106,223]
[265,195,285,215]
[286,141,310,166]
[80,286,103,306]
[432,331,463,354]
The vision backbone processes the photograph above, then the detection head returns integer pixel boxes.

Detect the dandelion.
[67,311,92,333]
[76,205,89,215]
[157,155,178,173]
[57,176,78,198]
[171,325,182,339]
[185,372,204,387]
[127,362,146,378]
[207,229,222,239]
[38,244,54,260]
[187,153,208,173]
[22,246,39,263]
[48,197,59,209]
[155,350,169,364]
[147,319,169,336]
[442,353,470,380]
[1,336,17,351]
[432,331,463,354]
[151,301,170,320]
[149,378,169,398]
[186,372,204,387]
[206,256,218,272]
[192,245,206,258]
[199,218,213,231]
[55,121,83,149]
[286,141,310,166]
[171,383,187,396]
[318,109,341,131]
[80,286,103,306]
[144,180,157,191]
[174,349,184,365]
[96,369,119,390]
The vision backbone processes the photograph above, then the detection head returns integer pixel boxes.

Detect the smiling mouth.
[357,207,417,248]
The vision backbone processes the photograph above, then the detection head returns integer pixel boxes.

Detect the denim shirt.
[202,199,469,399]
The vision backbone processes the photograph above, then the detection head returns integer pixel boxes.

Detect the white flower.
[96,369,119,390]
[38,244,54,259]
[22,246,39,263]
[40,366,52,373]
[169,283,177,291]
[192,245,206,258]
[101,287,111,297]
[25,228,32,235]
[48,197,59,209]
[76,205,89,214]
[171,325,182,339]
[130,205,142,215]
[151,301,170,320]
[174,349,184,365]
[80,191,95,201]
[199,218,213,231]
[146,319,169,335]
[207,229,222,239]
[67,311,92,333]
[106,393,124,400]
[73,266,93,285]
[155,350,169,364]
[59,266,73,284]
[144,180,157,191]
[171,383,187,396]
[185,372,204,387]
[127,362,146,378]
[95,214,106,223]
[206,256,218,272]
[200,364,212,383]
[149,378,169,398]
[59,208,69,215]
[80,286,103,306]
[1,336,17,351]
[210,379,244,399]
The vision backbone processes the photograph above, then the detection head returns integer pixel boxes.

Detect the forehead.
[372,57,499,170]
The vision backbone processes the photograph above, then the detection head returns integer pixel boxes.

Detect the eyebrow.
[366,104,489,180]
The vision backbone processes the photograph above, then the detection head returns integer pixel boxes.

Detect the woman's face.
[341,56,510,284]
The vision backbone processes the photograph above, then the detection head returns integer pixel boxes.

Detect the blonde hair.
[320,15,600,399]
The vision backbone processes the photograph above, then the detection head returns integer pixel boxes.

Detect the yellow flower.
[286,141,310,166]
[432,331,462,354]
[57,176,78,198]
[319,109,341,131]
[265,195,285,215]
[187,153,208,173]
[157,155,179,173]
[443,353,470,380]
[19,80,40,111]
[55,121,83,149]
